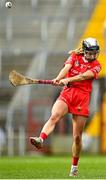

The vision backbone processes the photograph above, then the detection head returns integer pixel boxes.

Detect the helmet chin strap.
[86,58,95,61]
[84,55,96,61]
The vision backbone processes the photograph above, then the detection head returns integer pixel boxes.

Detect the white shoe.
[30,137,43,149]
[69,165,78,176]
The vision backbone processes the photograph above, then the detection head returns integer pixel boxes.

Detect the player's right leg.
[30,100,68,149]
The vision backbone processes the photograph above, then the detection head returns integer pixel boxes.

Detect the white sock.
[71,165,78,171]
[39,137,44,142]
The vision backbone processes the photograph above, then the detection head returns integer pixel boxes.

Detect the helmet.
[82,37,100,61]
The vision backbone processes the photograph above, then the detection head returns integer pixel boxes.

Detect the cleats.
[69,165,78,176]
[30,137,43,149]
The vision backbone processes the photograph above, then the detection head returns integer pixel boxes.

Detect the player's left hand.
[59,78,70,86]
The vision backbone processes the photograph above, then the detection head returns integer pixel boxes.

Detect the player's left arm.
[59,64,101,85]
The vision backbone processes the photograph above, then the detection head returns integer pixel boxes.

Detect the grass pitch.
[0,154,106,179]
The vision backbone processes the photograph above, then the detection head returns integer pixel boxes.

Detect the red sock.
[40,132,48,141]
[72,156,79,166]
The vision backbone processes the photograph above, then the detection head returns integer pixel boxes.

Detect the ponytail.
[68,47,84,55]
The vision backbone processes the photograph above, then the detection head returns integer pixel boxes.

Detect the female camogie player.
[30,37,102,176]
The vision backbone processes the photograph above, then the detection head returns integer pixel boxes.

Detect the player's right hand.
[52,78,60,86]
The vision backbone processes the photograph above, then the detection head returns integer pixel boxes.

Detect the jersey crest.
[74,60,80,67]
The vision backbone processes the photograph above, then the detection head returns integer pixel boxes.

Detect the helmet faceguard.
[82,38,100,61]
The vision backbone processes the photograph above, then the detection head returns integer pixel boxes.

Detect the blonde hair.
[68,47,84,55]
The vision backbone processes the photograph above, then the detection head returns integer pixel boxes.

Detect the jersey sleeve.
[90,62,102,79]
[64,53,76,66]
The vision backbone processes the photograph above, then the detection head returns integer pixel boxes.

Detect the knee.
[50,113,61,124]
[73,134,81,145]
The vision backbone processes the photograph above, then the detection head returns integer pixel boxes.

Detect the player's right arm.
[53,54,75,85]
[53,64,72,85]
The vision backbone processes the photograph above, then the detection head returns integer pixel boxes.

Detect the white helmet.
[82,38,100,61]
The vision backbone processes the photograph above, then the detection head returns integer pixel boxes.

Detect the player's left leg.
[69,115,87,176]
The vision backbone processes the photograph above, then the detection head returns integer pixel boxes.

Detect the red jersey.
[64,53,102,92]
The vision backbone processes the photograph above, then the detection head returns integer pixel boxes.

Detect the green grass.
[0,155,106,179]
